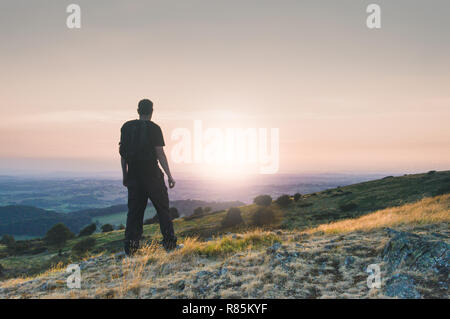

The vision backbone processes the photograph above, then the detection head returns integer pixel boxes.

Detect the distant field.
[93,207,156,226]
[10,235,39,241]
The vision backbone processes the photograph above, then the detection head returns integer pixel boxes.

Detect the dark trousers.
[124,169,176,254]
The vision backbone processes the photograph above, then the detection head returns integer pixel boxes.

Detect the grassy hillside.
[307,194,450,234]
[0,171,449,281]
[1,195,448,299]
[282,170,450,230]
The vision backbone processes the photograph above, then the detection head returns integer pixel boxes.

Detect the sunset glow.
[0,1,449,177]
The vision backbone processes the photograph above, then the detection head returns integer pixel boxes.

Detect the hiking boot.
[159,239,177,252]
[124,240,140,256]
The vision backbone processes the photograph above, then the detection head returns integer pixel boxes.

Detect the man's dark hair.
[138,99,153,115]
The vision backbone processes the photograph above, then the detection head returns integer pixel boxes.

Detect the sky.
[0,0,449,178]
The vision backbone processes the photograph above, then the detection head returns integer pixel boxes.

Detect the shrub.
[276,195,292,207]
[12,241,33,254]
[44,223,74,248]
[0,234,15,246]
[72,237,96,255]
[427,170,437,175]
[339,202,358,212]
[293,193,302,202]
[193,207,204,216]
[1,235,16,254]
[184,207,204,220]
[221,207,244,228]
[78,223,96,237]
[169,207,180,220]
[118,224,125,230]
[144,216,159,225]
[251,207,275,226]
[204,207,212,213]
[101,224,114,233]
[253,195,272,207]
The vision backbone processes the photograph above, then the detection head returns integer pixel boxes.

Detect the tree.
[101,224,114,233]
[169,207,180,220]
[1,234,16,254]
[204,206,212,213]
[253,195,272,207]
[276,195,292,207]
[221,207,244,228]
[0,234,15,246]
[251,207,275,226]
[184,207,204,221]
[193,207,204,216]
[78,223,96,237]
[44,223,74,249]
[118,224,125,230]
[72,237,96,255]
[293,193,302,202]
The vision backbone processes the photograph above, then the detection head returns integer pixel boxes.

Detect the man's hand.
[168,176,176,189]
[156,147,176,189]
[122,175,128,188]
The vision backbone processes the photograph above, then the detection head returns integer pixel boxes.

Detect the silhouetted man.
[119,99,177,255]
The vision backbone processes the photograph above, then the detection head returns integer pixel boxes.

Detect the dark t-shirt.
[119,120,165,179]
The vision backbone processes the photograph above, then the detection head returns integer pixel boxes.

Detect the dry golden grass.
[116,242,161,297]
[0,261,67,289]
[306,194,450,234]
[111,229,280,297]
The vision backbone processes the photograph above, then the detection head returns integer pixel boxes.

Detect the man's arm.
[155,146,175,188]
[121,157,128,187]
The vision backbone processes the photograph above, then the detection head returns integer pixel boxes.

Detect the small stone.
[114,251,127,260]
[175,280,185,291]
[266,242,282,254]
[196,270,212,278]
[218,267,228,276]
[39,282,57,291]
[344,256,355,267]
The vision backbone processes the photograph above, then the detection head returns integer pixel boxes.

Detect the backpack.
[119,121,152,162]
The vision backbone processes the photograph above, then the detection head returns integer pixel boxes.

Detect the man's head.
[137,99,153,119]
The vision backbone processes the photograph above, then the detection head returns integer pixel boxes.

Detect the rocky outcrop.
[381,228,449,298]
[382,228,449,274]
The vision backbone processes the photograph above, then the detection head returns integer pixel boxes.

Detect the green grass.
[282,170,450,230]
[194,231,280,257]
